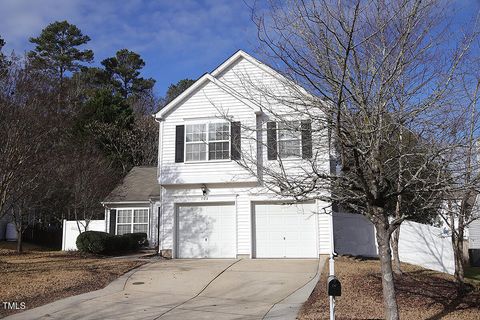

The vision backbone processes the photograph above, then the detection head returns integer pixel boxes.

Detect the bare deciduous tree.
[0,58,56,221]
[216,1,478,318]
[439,56,480,288]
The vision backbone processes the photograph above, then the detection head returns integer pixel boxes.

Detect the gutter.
[101,201,151,207]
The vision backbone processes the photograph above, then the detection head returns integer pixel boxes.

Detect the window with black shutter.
[267,121,278,160]
[301,120,312,159]
[231,121,241,160]
[109,209,116,235]
[268,119,313,160]
[183,121,233,162]
[175,125,185,163]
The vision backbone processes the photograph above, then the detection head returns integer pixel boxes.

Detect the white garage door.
[177,203,236,258]
[254,202,318,258]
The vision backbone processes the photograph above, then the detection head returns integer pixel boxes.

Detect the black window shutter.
[301,120,312,159]
[109,209,116,235]
[231,121,241,160]
[175,125,185,163]
[267,121,277,160]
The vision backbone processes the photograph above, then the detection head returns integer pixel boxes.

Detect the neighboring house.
[103,50,333,259]
[470,219,480,249]
[467,194,480,266]
[102,166,159,240]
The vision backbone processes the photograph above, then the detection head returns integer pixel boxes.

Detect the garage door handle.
[204,238,208,242]
[283,237,286,240]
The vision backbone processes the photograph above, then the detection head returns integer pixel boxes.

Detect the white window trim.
[276,121,302,159]
[114,207,150,236]
[184,121,231,163]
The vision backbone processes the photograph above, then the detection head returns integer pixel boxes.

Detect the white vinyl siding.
[116,209,149,235]
[159,55,326,185]
[159,71,257,185]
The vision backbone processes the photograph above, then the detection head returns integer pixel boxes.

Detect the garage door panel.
[177,203,235,258]
[254,203,318,258]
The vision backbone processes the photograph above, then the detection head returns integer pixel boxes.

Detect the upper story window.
[186,124,207,161]
[278,121,302,158]
[185,122,230,162]
[267,119,312,161]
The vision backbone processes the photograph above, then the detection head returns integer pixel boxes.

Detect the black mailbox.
[327,275,341,297]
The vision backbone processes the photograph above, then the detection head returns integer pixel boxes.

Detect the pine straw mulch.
[298,256,480,320]
[0,247,146,318]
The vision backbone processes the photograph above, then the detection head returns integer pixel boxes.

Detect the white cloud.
[0,0,258,94]
[0,0,256,64]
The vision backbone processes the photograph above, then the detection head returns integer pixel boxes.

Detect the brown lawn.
[299,256,480,320]
[0,242,146,317]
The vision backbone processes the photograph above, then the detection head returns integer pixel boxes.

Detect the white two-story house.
[102,50,333,259]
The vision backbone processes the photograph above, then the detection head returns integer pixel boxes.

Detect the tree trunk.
[452,230,465,288]
[391,227,402,275]
[16,219,23,253]
[375,214,400,320]
[392,119,404,276]
[16,230,23,253]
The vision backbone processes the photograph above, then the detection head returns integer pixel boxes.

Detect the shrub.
[123,232,149,250]
[76,231,149,254]
[105,235,130,253]
[76,231,111,254]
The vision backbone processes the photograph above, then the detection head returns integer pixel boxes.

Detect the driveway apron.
[5,258,324,320]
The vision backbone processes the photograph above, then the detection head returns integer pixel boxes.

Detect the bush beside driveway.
[299,256,480,320]
[0,244,145,318]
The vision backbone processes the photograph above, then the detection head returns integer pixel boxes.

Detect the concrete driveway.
[6,257,325,320]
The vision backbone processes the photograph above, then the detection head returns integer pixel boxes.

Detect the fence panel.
[62,220,106,251]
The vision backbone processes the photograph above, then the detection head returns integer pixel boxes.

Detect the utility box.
[327,275,341,297]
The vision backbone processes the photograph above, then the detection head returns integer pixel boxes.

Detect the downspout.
[154,115,164,253]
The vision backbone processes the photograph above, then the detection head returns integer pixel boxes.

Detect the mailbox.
[327,275,341,297]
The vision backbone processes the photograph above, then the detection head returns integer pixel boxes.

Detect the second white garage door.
[177,203,236,258]
[254,202,318,258]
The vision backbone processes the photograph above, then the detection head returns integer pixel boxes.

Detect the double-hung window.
[116,209,149,235]
[185,122,230,162]
[278,121,302,158]
[186,124,207,161]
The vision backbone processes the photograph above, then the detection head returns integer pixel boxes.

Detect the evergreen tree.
[0,36,9,77]
[28,21,93,80]
[164,78,195,104]
[101,49,155,98]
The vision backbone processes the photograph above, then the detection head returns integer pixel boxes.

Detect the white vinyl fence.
[398,220,454,274]
[334,213,455,274]
[62,219,106,251]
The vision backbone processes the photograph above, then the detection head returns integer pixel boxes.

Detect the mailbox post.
[328,208,341,320]
[327,253,341,320]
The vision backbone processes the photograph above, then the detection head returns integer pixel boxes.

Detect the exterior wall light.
[201,184,208,199]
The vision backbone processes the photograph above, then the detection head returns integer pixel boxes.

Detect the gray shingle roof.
[103,166,159,203]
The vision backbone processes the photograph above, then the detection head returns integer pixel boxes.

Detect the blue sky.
[1,0,479,98]
[0,0,257,97]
